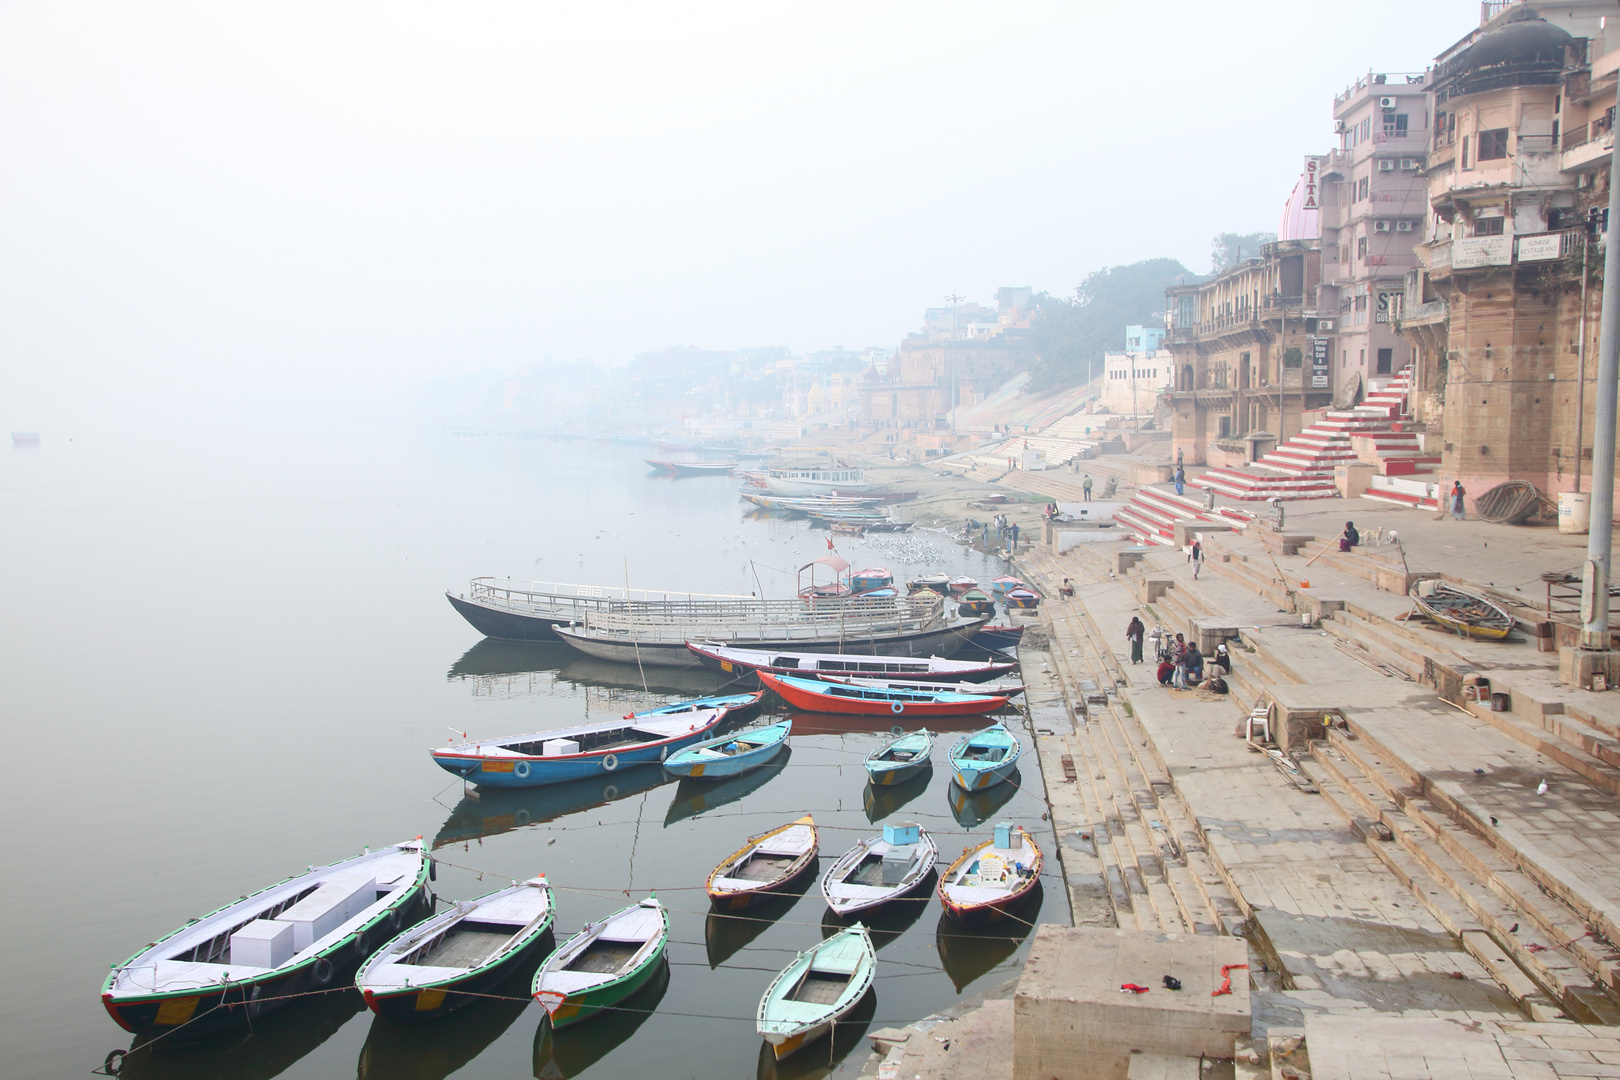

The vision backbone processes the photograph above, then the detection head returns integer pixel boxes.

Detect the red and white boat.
[686,642,1018,682]
[757,671,1009,718]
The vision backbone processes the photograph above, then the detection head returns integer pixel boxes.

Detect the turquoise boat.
[947,723,1022,791]
[756,923,876,1061]
[863,729,933,786]
[532,897,668,1028]
[664,719,792,780]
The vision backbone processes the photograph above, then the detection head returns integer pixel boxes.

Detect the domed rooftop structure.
[1438,7,1573,96]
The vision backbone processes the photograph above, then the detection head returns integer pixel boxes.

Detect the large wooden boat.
[663,719,792,780]
[763,465,872,496]
[937,823,1042,926]
[102,841,429,1038]
[446,577,754,642]
[1410,580,1513,640]
[821,823,938,916]
[644,460,738,476]
[429,693,760,787]
[357,877,553,1023]
[755,924,876,1060]
[532,897,669,1028]
[758,671,1010,718]
[969,623,1025,651]
[863,729,934,786]
[948,724,1022,791]
[687,641,1014,682]
[707,815,819,910]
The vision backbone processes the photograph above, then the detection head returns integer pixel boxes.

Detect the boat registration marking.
[721,660,733,672]
[155,996,200,1025]
[415,988,446,1011]
[482,760,516,773]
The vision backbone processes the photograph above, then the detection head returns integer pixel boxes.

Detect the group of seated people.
[1155,632,1229,694]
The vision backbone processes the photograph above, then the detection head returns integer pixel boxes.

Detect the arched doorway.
[1180,365,1195,391]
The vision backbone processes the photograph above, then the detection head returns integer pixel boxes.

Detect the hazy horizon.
[2,1,1477,429]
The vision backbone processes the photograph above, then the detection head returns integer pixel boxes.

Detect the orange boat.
[757,671,1008,718]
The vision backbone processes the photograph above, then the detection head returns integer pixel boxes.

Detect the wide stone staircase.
[1192,367,1433,501]
[1112,485,1255,547]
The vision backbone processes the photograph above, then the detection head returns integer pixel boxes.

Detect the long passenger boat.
[759,672,1009,718]
[687,641,1014,681]
[446,578,756,642]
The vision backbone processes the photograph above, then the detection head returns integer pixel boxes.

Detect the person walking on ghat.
[1190,538,1204,579]
[1011,522,1020,549]
[1126,616,1146,665]
[1173,465,1186,497]
[1082,474,1093,501]
[1170,633,1189,689]
[1450,480,1466,520]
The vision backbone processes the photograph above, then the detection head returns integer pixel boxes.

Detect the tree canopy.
[1024,258,1191,394]
[1209,231,1275,274]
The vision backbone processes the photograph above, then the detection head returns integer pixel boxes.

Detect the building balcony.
[1516,134,1558,155]
[1563,127,1615,174]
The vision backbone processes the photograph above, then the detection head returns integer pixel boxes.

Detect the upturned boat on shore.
[429,693,761,787]
[863,728,934,785]
[937,823,1042,926]
[102,841,430,1038]
[821,823,937,916]
[1410,580,1513,640]
[758,672,1010,718]
[663,719,792,780]
[948,723,1022,791]
[755,923,876,1060]
[357,876,554,1023]
[687,642,1014,682]
[707,815,819,910]
[532,897,669,1028]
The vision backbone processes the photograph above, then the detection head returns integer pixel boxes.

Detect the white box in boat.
[542,739,580,757]
[230,918,295,968]
[881,845,916,885]
[278,874,377,950]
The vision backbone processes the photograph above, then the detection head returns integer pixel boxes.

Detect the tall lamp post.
[944,294,966,435]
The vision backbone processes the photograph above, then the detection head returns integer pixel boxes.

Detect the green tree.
[1210,231,1275,273]
[1025,258,1191,394]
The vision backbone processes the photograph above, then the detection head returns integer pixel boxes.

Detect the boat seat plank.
[539,970,615,993]
[363,962,469,988]
[600,908,664,939]
[469,891,549,925]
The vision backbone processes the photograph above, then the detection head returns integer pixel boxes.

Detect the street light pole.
[1577,134,1620,658]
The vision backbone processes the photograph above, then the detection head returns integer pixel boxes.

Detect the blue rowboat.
[947,723,1021,791]
[430,692,763,788]
[864,729,933,786]
[757,923,876,1060]
[664,719,792,780]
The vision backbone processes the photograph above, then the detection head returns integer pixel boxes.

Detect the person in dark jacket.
[1126,617,1145,664]
[1338,520,1360,552]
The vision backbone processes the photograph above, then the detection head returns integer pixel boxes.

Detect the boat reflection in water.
[434,765,672,848]
[664,749,792,826]
[359,945,547,1080]
[947,767,1021,829]
[448,639,574,680]
[820,882,933,951]
[861,769,932,823]
[753,989,876,1080]
[933,890,1042,994]
[532,958,670,1079]
[113,985,364,1080]
[704,868,816,969]
[447,639,741,699]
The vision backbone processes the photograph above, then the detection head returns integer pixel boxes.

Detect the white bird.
[1536,780,1549,796]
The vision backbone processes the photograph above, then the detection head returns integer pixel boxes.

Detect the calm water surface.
[0,426,1062,1079]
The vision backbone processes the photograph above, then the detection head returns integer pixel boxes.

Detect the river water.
[1,425,1063,1080]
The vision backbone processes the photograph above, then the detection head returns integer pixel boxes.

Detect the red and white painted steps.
[1112,485,1255,546]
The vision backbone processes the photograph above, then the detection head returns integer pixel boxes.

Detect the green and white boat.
[756,923,875,1061]
[532,897,669,1028]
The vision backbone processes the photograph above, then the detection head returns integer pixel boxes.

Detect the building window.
[1474,217,1505,237]
[1384,113,1409,137]
[1478,128,1508,160]
[1461,135,1470,169]
[1356,236,1368,259]
[1357,176,1369,200]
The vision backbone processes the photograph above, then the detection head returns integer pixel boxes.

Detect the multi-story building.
[1161,237,1330,467]
[1400,2,1620,496]
[1101,326,1172,415]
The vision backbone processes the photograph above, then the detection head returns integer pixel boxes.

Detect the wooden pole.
[1304,531,1346,567]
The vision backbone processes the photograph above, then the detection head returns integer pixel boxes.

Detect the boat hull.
[362,917,552,1024]
[566,619,985,669]
[664,723,791,779]
[939,880,1041,927]
[866,759,931,786]
[446,592,566,642]
[760,672,1007,718]
[103,882,429,1040]
[969,624,1024,650]
[689,635,1010,682]
[951,760,1019,791]
[542,952,667,1029]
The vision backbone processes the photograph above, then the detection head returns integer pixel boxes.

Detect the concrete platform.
[1013,925,1250,1080]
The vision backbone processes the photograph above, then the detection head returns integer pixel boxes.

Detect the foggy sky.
[1,2,1476,427]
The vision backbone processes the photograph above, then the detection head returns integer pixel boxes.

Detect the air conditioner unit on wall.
[1380,96,1397,109]
[1396,220,1415,232]
[1378,160,1395,171]
[1375,221,1393,232]
[1401,158,1420,169]
[1318,319,1336,331]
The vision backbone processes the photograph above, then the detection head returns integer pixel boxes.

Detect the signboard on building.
[1451,235,1513,268]
[1309,337,1331,390]
[1516,233,1563,262]
[1375,290,1402,323]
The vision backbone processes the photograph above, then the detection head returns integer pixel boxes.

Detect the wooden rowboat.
[663,719,792,780]
[102,841,429,1038]
[357,876,553,1023]
[969,623,1025,651]
[957,589,996,617]
[864,729,934,786]
[532,897,669,1028]
[947,576,978,596]
[707,815,819,910]
[759,671,1009,718]
[1004,587,1041,611]
[1410,581,1513,640]
[823,674,1025,699]
[821,824,938,916]
[948,724,1022,791]
[756,923,876,1060]
[937,823,1042,926]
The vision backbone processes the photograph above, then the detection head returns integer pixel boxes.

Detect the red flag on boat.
[826,537,834,550]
